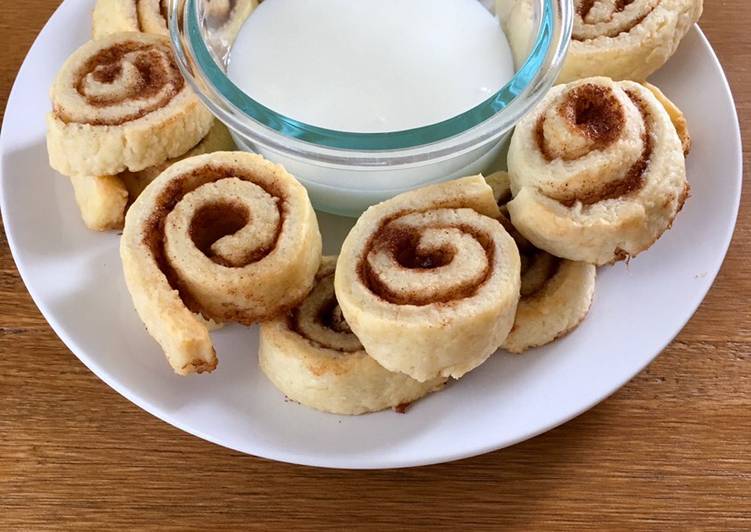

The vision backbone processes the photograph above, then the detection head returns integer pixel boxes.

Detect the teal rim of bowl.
[187,0,555,151]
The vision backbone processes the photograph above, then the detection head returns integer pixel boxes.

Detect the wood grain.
[1,1,749,529]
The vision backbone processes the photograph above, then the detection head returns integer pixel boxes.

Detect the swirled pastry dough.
[335,176,520,382]
[507,77,689,265]
[121,152,321,374]
[47,33,213,178]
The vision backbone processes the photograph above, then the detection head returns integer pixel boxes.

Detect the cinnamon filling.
[561,83,625,154]
[317,300,352,335]
[287,313,358,353]
[160,0,169,23]
[62,41,184,126]
[576,0,597,17]
[537,86,653,207]
[358,217,495,306]
[142,165,286,317]
[536,84,625,161]
[615,0,635,11]
[287,273,362,353]
[573,0,655,41]
[578,0,634,17]
[91,63,122,84]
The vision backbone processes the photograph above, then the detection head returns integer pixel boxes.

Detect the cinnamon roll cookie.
[121,152,322,375]
[507,77,689,265]
[71,120,235,231]
[260,257,446,415]
[560,0,703,82]
[92,0,169,38]
[92,0,260,41]
[486,172,596,353]
[47,32,213,178]
[335,176,521,383]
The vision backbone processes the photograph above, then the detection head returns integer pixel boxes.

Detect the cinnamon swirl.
[335,176,521,383]
[486,172,596,353]
[507,77,689,265]
[47,33,213,178]
[70,120,234,232]
[560,0,703,82]
[260,257,446,415]
[121,152,322,375]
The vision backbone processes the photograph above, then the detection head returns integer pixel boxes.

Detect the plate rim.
[0,2,744,469]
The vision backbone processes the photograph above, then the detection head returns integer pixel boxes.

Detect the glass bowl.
[170,0,572,216]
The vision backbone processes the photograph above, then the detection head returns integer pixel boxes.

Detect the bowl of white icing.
[170,0,572,216]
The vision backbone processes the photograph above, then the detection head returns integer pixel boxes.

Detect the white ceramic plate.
[0,0,742,469]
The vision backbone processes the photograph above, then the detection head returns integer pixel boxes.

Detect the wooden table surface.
[1,1,749,529]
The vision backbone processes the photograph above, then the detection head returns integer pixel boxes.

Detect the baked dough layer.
[69,174,129,231]
[643,81,692,155]
[92,0,141,38]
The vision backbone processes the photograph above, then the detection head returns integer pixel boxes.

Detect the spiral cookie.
[121,152,322,375]
[70,120,235,232]
[260,257,446,415]
[558,0,703,82]
[335,176,521,383]
[47,32,213,178]
[92,0,169,38]
[507,77,689,265]
[486,172,596,353]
